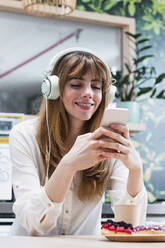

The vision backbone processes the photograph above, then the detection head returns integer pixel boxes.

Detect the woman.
[9,47,147,236]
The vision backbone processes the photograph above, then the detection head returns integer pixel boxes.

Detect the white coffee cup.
[114,204,142,226]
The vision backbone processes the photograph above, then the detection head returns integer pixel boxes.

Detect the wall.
[0,8,122,114]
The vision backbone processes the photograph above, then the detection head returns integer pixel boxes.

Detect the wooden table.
[0,235,164,248]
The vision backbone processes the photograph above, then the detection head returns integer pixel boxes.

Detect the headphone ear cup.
[41,75,60,100]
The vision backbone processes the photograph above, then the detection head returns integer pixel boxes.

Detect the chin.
[81,115,93,121]
[71,112,95,123]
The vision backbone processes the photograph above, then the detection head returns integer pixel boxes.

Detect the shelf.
[24,115,145,135]
[128,122,146,136]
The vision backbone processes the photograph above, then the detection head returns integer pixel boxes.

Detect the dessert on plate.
[101,219,165,236]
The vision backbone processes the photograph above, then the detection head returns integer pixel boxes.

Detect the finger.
[91,127,110,140]
[110,124,130,139]
[91,137,130,153]
[100,150,126,160]
[100,135,129,147]
[102,132,129,147]
[92,127,129,146]
[89,139,106,149]
[101,142,130,154]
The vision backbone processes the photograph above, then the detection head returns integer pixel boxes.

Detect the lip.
[75,102,94,110]
[75,101,94,106]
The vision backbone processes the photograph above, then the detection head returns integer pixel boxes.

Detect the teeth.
[77,103,92,107]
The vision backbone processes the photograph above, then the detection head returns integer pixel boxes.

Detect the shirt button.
[65,210,69,214]
[48,203,51,207]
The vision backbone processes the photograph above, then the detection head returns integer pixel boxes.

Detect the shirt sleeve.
[108,159,148,225]
[9,124,64,235]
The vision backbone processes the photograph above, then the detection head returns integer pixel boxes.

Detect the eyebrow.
[72,77,102,83]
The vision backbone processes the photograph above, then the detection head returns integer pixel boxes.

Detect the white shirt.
[9,118,147,236]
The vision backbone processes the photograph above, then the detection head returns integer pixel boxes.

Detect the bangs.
[69,55,104,80]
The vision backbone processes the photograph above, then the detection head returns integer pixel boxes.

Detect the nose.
[82,85,93,98]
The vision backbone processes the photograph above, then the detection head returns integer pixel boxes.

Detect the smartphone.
[100,108,129,127]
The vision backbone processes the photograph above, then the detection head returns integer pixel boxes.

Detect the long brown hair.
[37,51,112,201]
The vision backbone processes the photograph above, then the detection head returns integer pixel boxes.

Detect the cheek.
[96,92,102,105]
[62,88,77,109]
[63,87,71,102]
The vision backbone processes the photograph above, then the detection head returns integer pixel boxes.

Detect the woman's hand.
[98,123,144,197]
[61,126,127,173]
[62,124,142,174]
[104,124,143,172]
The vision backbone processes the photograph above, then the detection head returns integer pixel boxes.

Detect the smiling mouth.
[75,103,94,107]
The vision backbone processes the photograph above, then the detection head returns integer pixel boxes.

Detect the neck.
[66,120,86,150]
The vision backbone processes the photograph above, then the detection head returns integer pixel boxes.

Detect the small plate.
[105,234,165,242]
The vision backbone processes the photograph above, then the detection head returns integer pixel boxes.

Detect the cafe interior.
[0,0,165,246]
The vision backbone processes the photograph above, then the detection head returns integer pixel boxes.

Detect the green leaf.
[125,63,131,73]
[111,70,123,83]
[147,192,157,203]
[148,183,154,192]
[125,32,141,39]
[156,90,165,99]
[120,74,130,85]
[128,2,135,16]
[150,88,156,97]
[144,164,154,182]
[105,190,111,203]
[136,38,150,45]
[138,45,152,52]
[92,0,101,9]
[137,87,153,95]
[134,55,154,65]
[103,0,117,11]
[76,5,86,10]
[87,3,100,11]
[81,0,91,3]
[155,73,165,84]
[149,66,156,76]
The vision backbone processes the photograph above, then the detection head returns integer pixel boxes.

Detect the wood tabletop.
[0,235,165,248]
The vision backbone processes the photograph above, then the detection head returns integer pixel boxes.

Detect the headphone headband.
[45,47,111,76]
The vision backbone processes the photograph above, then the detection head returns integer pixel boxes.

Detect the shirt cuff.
[41,186,64,209]
[118,185,148,205]
[34,187,64,234]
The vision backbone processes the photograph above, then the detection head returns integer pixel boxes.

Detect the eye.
[92,85,101,90]
[70,84,82,88]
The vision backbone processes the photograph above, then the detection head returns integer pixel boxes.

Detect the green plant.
[112,32,165,101]
[132,99,165,203]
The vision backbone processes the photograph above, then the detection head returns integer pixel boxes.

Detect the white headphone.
[41,47,116,102]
